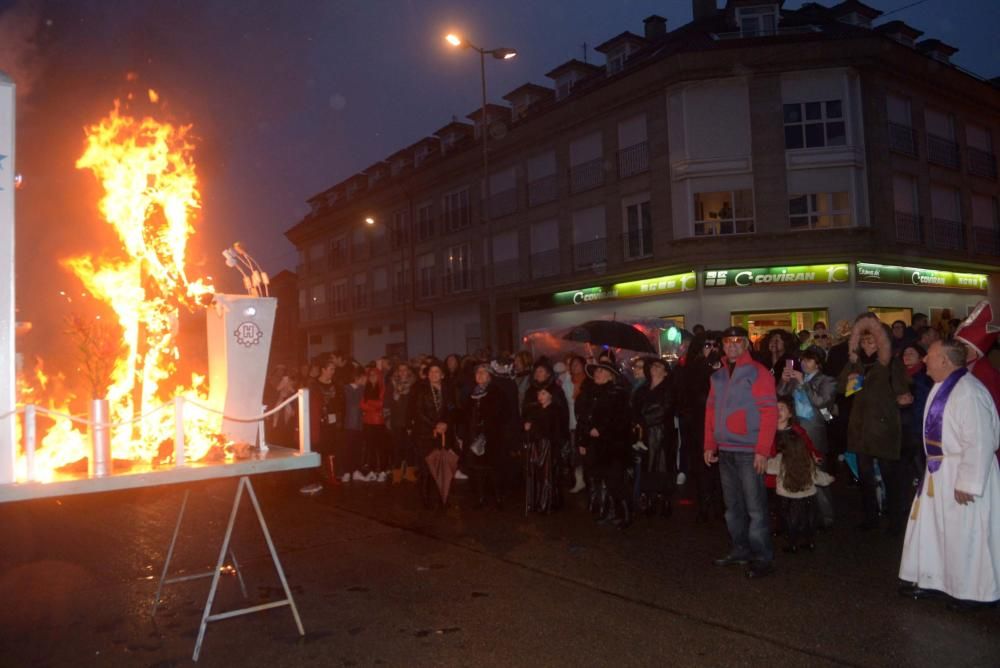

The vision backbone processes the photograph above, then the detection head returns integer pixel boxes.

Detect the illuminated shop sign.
[702,264,850,289]
[855,263,988,291]
[519,271,696,312]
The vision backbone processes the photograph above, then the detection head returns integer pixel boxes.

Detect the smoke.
[0,2,44,101]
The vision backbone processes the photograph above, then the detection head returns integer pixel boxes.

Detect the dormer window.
[737,4,777,37]
[556,75,575,100]
[839,12,872,28]
[414,146,430,166]
[607,49,626,75]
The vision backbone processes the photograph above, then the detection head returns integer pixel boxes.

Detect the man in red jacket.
[704,326,778,578]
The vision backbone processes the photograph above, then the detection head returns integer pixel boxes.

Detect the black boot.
[588,479,601,515]
[656,493,672,518]
[615,497,632,529]
[599,494,617,525]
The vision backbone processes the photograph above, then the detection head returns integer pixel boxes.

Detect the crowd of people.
[263,304,1000,606]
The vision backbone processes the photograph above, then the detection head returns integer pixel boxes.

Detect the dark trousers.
[719,451,773,563]
[857,453,905,530]
[341,429,363,473]
[780,496,815,546]
[363,424,391,472]
[682,416,722,515]
[391,428,414,468]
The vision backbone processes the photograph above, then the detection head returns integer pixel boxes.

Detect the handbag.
[470,433,487,456]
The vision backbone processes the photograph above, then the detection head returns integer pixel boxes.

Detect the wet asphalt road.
[1,468,998,668]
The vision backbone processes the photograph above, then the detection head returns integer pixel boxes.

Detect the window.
[617,114,649,178]
[623,197,652,259]
[332,280,348,314]
[694,190,754,236]
[737,5,777,37]
[929,185,964,250]
[443,188,471,231]
[298,288,308,318]
[527,150,557,206]
[788,192,851,230]
[390,209,409,249]
[783,101,846,149]
[530,219,560,278]
[572,207,607,269]
[971,195,1000,254]
[492,231,520,286]
[446,243,473,292]
[310,283,326,306]
[329,236,348,266]
[893,175,921,243]
[887,94,917,156]
[353,273,368,309]
[417,253,436,298]
[607,49,626,75]
[416,202,434,240]
[392,259,410,303]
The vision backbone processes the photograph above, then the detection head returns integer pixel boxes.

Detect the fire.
[15,94,224,481]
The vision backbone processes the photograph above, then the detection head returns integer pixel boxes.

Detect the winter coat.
[463,383,505,466]
[342,383,364,432]
[409,380,456,451]
[360,379,386,426]
[384,381,413,434]
[632,377,678,473]
[899,366,933,443]
[837,316,909,460]
[524,401,568,447]
[704,350,778,456]
[522,377,569,435]
[575,380,631,465]
[777,371,836,454]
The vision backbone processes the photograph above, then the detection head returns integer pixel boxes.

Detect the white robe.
[899,373,1000,602]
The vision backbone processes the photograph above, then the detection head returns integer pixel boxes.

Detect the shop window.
[788,192,851,230]
[731,309,829,348]
[867,307,912,327]
[694,190,755,236]
[783,101,846,149]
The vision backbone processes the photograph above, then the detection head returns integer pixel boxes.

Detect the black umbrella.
[563,320,656,353]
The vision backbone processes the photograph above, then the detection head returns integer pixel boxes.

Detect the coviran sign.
[856,263,987,291]
[519,271,696,312]
[702,264,850,289]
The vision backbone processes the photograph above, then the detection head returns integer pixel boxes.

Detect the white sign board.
[0,73,15,484]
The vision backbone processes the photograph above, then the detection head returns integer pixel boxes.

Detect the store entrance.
[731,309,829,348]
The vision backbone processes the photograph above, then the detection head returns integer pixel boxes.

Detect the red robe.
[970,356,1000,413]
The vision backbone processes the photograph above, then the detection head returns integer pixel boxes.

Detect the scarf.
[904,363,925,379]
[793,372,816,421]
[912,367,967,518]
[471,382,489,400]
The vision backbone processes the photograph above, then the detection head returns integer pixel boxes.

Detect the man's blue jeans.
[719,450,773,563]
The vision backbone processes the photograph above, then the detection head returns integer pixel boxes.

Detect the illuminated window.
[694,190,755,236]
[788,192,851,229]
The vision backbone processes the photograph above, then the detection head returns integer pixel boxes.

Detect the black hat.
[586,362,621,379]
[720,326,749,339]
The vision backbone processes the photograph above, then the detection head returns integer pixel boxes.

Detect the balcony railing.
[887,122,918,157]
[894,211,923,244]
[442,270,477,295]
[572,238,607,271]
[622,228,653,260]
[444,207,472,232]
[530,249,560,279]
[527,174,558,207]
[570,158,605,194]
[968,147,998,180]
[617,141,649,179]
[928,218,965,251]
[488,188,518,219]
[973,227,1000,256]
[492,258,521,287]
[417,272,437,300]
[416,218,435,242]
[927,134,960,170]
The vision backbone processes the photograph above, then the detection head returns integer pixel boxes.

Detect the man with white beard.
[899,340,1000,611]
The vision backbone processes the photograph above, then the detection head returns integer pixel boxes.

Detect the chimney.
[643,15,667,40]
[692,0,717,22]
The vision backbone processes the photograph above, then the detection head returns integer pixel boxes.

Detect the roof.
[830,0,883,19]
[544,59,602,79]
[364,161,388,174]
[594,31,647,54]
[875,20,924,39]
[917,38,959,56]
[465,104,512,122]
[434,120,474,137]
[502,82,553,101]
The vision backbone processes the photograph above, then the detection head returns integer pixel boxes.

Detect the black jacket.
[576,381,631,461]
[409,380,455,445]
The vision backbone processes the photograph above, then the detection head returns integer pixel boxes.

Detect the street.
[1,471,998,667]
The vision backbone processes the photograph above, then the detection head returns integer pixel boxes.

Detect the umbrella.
[425,433,459,505]
[563,320,656,354]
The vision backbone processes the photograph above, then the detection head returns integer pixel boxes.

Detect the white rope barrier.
[183,394,298,423]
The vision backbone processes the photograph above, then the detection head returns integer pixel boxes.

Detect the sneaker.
[376,471,387,483]
[676,472,687,485]
[352,470,366,481]
[365,471,378,482]
[299,482,323,495]
[341,473,351,483]
[454,470,468,480]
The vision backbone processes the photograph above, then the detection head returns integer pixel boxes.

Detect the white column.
[0,73,17,484]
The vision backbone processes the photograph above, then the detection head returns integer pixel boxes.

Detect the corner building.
[285,0,1000,360]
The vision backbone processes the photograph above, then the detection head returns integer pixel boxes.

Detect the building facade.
[285,0,1000,361]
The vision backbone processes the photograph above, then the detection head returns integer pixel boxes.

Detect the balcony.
[570,158,604,194]
[622,228,653,261]
[617,141,649,179]
[887,122,918,157]
[491,258,521,287]
[528,174,558,207]
[442,270,477,296]
[530,249,560,279]
[488,188,518,219]
[968,147,997,180]
[572,238,607,271]
[973,227,1000,256]
[928,218,965,251]
[927,134,960,170]
[444,207,471,232]
[417,273,437,300]
[894,211,923,244]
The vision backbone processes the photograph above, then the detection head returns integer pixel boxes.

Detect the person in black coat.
[521,357,569,425]
[463,364,506,509]
[409,360,458,508]
[575,362,633,527]
[523,386,567,513]
[677,332,724,522]
[631,357,677,517]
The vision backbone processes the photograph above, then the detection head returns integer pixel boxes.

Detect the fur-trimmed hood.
[848,313,892,366]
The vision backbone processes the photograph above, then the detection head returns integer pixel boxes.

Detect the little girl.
[767,429,834,553]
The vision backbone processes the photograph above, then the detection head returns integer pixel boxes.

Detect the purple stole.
[911,367,967,519]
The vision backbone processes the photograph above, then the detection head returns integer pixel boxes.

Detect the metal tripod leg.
[152,488,189,616]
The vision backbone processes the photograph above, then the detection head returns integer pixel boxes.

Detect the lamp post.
[445,33,516,353]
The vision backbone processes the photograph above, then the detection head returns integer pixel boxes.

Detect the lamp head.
[445,33,462,47]
[493,48,517,60]
[364,216,375,226]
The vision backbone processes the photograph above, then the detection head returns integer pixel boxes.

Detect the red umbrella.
[425,432,459,505]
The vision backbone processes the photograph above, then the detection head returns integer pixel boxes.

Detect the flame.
[15,95,224,481]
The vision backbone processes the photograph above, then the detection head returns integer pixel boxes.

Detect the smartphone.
[785,358,794,370]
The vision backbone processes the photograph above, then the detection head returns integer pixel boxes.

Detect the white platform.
[0,446,319,503]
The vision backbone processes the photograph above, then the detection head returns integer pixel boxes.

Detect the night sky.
[1,0,997,367]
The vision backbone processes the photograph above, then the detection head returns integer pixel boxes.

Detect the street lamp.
[445,32,517,353]
[364,216,375,226]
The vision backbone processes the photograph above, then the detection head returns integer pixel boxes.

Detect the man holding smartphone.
[704,326,778,578]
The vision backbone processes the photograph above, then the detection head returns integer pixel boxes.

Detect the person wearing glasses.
[704,326,779,578]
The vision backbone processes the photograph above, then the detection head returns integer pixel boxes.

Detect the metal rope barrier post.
[174,396,186,466]
[297,388,310,454]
